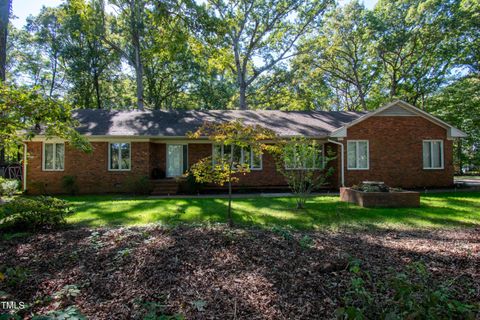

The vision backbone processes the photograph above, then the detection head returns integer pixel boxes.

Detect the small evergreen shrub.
[61,175,79,195]
[0,196,73,231]
[0,177,20,196]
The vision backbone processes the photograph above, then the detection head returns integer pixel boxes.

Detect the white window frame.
[423,140,444,170]
[347,140,369,170]
[42,142,65,171]
[108,142,131,171]
[284,143,325,170]
[212,144,263,170]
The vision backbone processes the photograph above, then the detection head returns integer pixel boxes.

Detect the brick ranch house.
[22,100,466,195]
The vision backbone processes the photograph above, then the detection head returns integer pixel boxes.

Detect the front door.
[166,144,186,177]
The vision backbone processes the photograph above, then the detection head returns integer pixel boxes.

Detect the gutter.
[327,139,345,187]
[21,142,27,192]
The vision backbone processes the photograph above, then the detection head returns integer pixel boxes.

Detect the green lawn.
[63,192,480,230]
[456,175,480,180]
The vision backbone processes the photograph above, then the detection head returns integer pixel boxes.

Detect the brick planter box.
[340,187,420,208]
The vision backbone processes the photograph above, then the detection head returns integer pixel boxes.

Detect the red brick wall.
[342,116,454,188]
[150,143,166,176]
[26,141,152,194]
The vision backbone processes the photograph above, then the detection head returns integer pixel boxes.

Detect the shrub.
[0,196,74,231]
[0,177,20,196]
[178,173,204,194]
[336,260,478,319]
[62,175,79,195]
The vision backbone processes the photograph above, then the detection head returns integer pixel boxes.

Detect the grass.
[455,175,480,180]
[62,192,480,230]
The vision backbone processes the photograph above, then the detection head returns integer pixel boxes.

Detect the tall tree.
[0,0,11,82]
[25,7,67,97]
[208,0,331,109]
[369,0,457,107]
[62,0,119,109]
[307,1,377,111]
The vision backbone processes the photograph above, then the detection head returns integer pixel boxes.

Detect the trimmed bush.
[0,196,73,231]
[0,177,20,196]
[62,175,79,195]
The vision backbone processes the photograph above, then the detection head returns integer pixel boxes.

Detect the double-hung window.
[212,144,262,170]
[43,142,65,171]
[347,140,369,170]
[423,140,444,169]
[109,142,131,171]
[284,143,325,170]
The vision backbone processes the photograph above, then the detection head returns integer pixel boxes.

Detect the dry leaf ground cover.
[1,225,479,319]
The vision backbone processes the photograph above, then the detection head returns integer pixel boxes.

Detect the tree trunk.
[134,47,144,110]
[239,82,247,110]
[228,180,233,227]
[0,0,11,82]
[94,71,101,109]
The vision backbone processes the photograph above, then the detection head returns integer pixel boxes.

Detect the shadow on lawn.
[66,193,480,230]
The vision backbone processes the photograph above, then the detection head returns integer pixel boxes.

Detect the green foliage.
[188,120,277,226]
[271,226,293,242]
[336,260,478,319]
[53,284,81,301]
[61,176,79,195]
[178,172,204,194]
[1,266,30,287]
[299,235,314,249]
[31,306,87,320]
[136,296,184,320]
[429,76,480,171]
[0,84,91,159]
[0,196,74,231]
[0,177,20,196]
[272,137,335,209]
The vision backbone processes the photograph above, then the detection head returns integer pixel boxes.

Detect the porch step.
[150,179,179,195]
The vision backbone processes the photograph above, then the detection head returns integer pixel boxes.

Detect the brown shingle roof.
[72,109,367,138]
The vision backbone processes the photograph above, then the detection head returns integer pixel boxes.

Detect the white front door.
[166,144,184,177]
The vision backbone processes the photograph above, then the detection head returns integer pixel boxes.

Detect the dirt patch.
[1,226,479,319]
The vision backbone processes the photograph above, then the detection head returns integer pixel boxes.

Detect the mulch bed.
[1,225,479,319]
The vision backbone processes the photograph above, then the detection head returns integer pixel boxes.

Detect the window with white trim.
[284,143,325,170]
[43,142,65,171]
[347,140,369,170]
[212,144,262,170]
[423,140,444,169]
[109,143,131,171]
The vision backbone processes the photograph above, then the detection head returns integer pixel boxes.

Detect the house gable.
[330,100,467,139]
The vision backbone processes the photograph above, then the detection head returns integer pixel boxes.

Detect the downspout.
[21,142,27,192]
[327,139,344,187]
